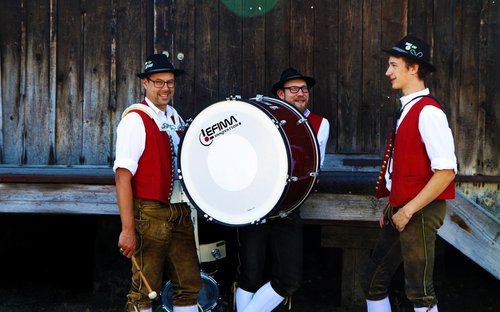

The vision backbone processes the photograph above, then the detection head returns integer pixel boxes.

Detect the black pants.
[237,210,303,297]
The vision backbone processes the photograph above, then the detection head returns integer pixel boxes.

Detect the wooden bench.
[301,192,383,308]
[0,165,384,309]
[1,165,498,309]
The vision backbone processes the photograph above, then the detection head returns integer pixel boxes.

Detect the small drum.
[161,271,219,312]
[179,95,320,225]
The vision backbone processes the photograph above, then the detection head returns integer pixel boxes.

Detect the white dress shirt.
[113,98,180,176]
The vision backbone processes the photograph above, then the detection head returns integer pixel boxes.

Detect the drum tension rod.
[288,176,299,182]
[278,210,289,218]
[204,214,214,222]
[296,118,307,125]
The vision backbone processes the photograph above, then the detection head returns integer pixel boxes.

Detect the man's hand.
[118,229,137,258]
[392,207,413,232]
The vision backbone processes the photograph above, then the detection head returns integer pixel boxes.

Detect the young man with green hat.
[363,35,457,312]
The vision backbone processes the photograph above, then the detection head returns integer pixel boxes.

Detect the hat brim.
[271,75,316,96]
[136,68,185,79]
[382,48,436,72]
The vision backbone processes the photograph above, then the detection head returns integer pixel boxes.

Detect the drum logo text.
[199,115,241,146]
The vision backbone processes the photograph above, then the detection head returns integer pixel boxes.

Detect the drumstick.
[131,255,158,299]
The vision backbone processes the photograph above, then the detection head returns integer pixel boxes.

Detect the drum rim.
[178,98,293,226]
[161,271,219,311]
[252,96,321,216]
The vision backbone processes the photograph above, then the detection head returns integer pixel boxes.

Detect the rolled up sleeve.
[419,106,457,173]
[113,113,146,175]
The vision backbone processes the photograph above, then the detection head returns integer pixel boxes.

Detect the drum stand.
[191,204,227,267]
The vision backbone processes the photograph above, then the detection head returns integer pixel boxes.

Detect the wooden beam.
[1,165,497,188]
[0,166,114,184]
[0,182,387,220]
[0,181,498,281]
[0,183,117,215]
[300,193,385,222]
[440,190,500,280]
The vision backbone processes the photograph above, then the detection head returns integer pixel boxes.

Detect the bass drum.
[161,271,219,312]
[178,95,320,226]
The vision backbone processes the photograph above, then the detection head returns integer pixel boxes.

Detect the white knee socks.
[366,296,391,312]
[236,287,255,311]
[242,282,284,312]
[414,305,438,312]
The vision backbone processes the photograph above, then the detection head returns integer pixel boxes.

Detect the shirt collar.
[165,105,175,119]
[400,88,430,107]
[144,97,168,119]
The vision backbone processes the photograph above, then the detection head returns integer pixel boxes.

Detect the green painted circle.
[221,0,279,18]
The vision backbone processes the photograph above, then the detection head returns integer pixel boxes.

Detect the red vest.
[307,112,323,135]
[131,103,173,204]
[376,97,455,206]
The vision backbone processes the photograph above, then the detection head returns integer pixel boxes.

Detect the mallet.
[131,255,158,299]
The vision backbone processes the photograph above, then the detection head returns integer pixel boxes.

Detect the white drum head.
[179,100,289,225]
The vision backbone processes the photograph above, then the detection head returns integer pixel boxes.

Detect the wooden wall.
[0,0,150,165]
[0,0,499,177]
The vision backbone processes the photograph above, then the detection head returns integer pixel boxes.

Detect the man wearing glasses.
[114,54,202,312]
[235,67,330,311]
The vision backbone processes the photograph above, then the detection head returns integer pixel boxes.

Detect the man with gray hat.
[114,53,202,312]
[363,35,457,312]
[235,67,330,312]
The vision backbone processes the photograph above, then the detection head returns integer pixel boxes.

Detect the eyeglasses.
[283,86,309,94]
[147,78,175,88]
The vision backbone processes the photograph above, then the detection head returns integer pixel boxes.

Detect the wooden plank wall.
[0,0,148,165]
[0,0,498,178]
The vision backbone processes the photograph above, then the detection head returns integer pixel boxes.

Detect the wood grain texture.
[0,0,498,178]
[24,0,51,164]
[241,10,265,98]
[81,0,112,164]
[313,0,338,153]
[219,2,243,98]
[264,0,289,93]
[56,0,83,165]
[337,0,363,153]
[482,0,500,175]
[439,190,500,280]
[0,0,23,163]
